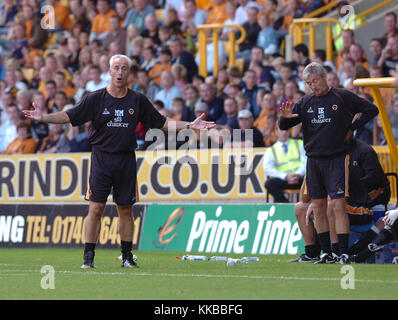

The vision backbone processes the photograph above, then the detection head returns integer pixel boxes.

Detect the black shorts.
[306,154,349,199]
[85,148,137,205]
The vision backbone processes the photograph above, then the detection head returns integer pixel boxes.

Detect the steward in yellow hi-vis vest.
[263,125,306,203]
[270,138,303,174]
[333,1,364,52]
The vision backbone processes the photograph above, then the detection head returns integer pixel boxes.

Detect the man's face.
[169,40,182,57]
[251,48,263,62]
[384,14,397,33]
[224,98,237,115]
[305,73,329,96]
[370,40,382,57]
[262,93,276,110]
[238,117,253,130]
[160,71,174,89]
[7,106,20,123]
[109,57,130,88]
[137,72,149,87]
[55,94,67,108]
[17,127,29,141]
[326,72,340,88]
[243,71,257,89]
[199,84,214,102]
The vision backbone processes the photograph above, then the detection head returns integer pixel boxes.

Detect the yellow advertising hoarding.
[0,149,267,203]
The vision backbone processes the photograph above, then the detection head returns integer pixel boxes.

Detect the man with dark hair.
[23,54,215,269]
[279,62,378,263]
[291,43,311,75]
[169,37,198,83]
[381,11,398,47]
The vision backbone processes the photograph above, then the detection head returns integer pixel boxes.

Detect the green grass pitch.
[0,248,397,300]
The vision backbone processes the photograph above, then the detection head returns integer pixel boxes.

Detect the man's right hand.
[280,100,299,119]
[22,102,43,122]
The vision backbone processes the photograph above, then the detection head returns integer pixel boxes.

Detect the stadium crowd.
[0,0,397,156]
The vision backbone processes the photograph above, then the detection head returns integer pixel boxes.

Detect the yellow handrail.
[197,24,246,78]
[303,0,340,19]
[353,77,398,168]
[356,0,396,21]
[289,18,342,61]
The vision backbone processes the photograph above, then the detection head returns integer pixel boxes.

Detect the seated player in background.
[290,136,391,263]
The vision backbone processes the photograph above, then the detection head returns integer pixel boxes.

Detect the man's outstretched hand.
[21,102,43,122]
[280,100,299,119]
[190,113,216,130]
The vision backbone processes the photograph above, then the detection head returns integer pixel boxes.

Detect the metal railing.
[197,24,246,78]
[353,77,398,169]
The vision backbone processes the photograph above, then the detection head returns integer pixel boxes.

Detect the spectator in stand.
[141,14,161,46]
[54,91,69,112]
[257,13,280,57]
[103,14,127,55]
[183,84,200,113]
[115,0,128,25]
[140,46,158,72]
[21,3,48,49]
[169,37,198,83]
[90,0,117,41]
[311,48,336,73]
[54,71,76,99]
[85,65,109,92]
[171,96,194,121]
[235,0,262,25]
[124,0,156,32]
[254,92,277,144]
[221,0,241,41]
[171,63,188,92]
[281,0,299,32]
[206,0,228,25]
[154,70,184,110]
[378,36,398,77]
[0,102,19,152]
[326,71,342,89]
[291,43,311,75]
[164,7,182,35]
[0,0,19,26]
[37,123,63,154]
[380,11,398,47]
[30,91,49,145]
[4,69,28,95]
[236,6,261,64]
[180,0,206,39]
[294,0,325,19]
[349,43,369,70]
[16,90,32,112]
[149,47,172,85]
[369,38,383,68]
[199,82,225,122]
[69,0,92,32]
[2,121,37,155]
[242,69,263,119]
[272,81,285,111]
[216,96,239,129]
[335,29,356,71]
[224,109,265,148]
[135,68,161,102]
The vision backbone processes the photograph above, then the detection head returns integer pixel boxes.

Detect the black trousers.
[265,177,303,203]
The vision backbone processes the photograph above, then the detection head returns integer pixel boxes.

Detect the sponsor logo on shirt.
[307,106,314,113]
[311,106,332,124]
[102,108,110,115]
[107,109,129,128]
[332,104,339,111]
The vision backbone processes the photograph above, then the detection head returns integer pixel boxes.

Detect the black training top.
[348,138,390,208]
[66,88,166,153]
[279,87,379,159]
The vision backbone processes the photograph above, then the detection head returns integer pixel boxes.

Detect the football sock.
[337,233,349,255]
[331,242,340,256]
[318,232,332,255]
[84,242,96,253]
[121,240,133,260]
[305,244,321,258]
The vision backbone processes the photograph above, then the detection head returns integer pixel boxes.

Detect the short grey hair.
[302,62,326,80]
[109,54,132,69]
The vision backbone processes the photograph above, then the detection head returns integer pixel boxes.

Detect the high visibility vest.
[270,139,303,174]
[333,14,363,52]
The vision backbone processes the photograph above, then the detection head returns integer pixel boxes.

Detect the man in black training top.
[23,54,215,269]
[279,62,379,263]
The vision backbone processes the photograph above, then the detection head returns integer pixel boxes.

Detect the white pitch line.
[0,269,397,284]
